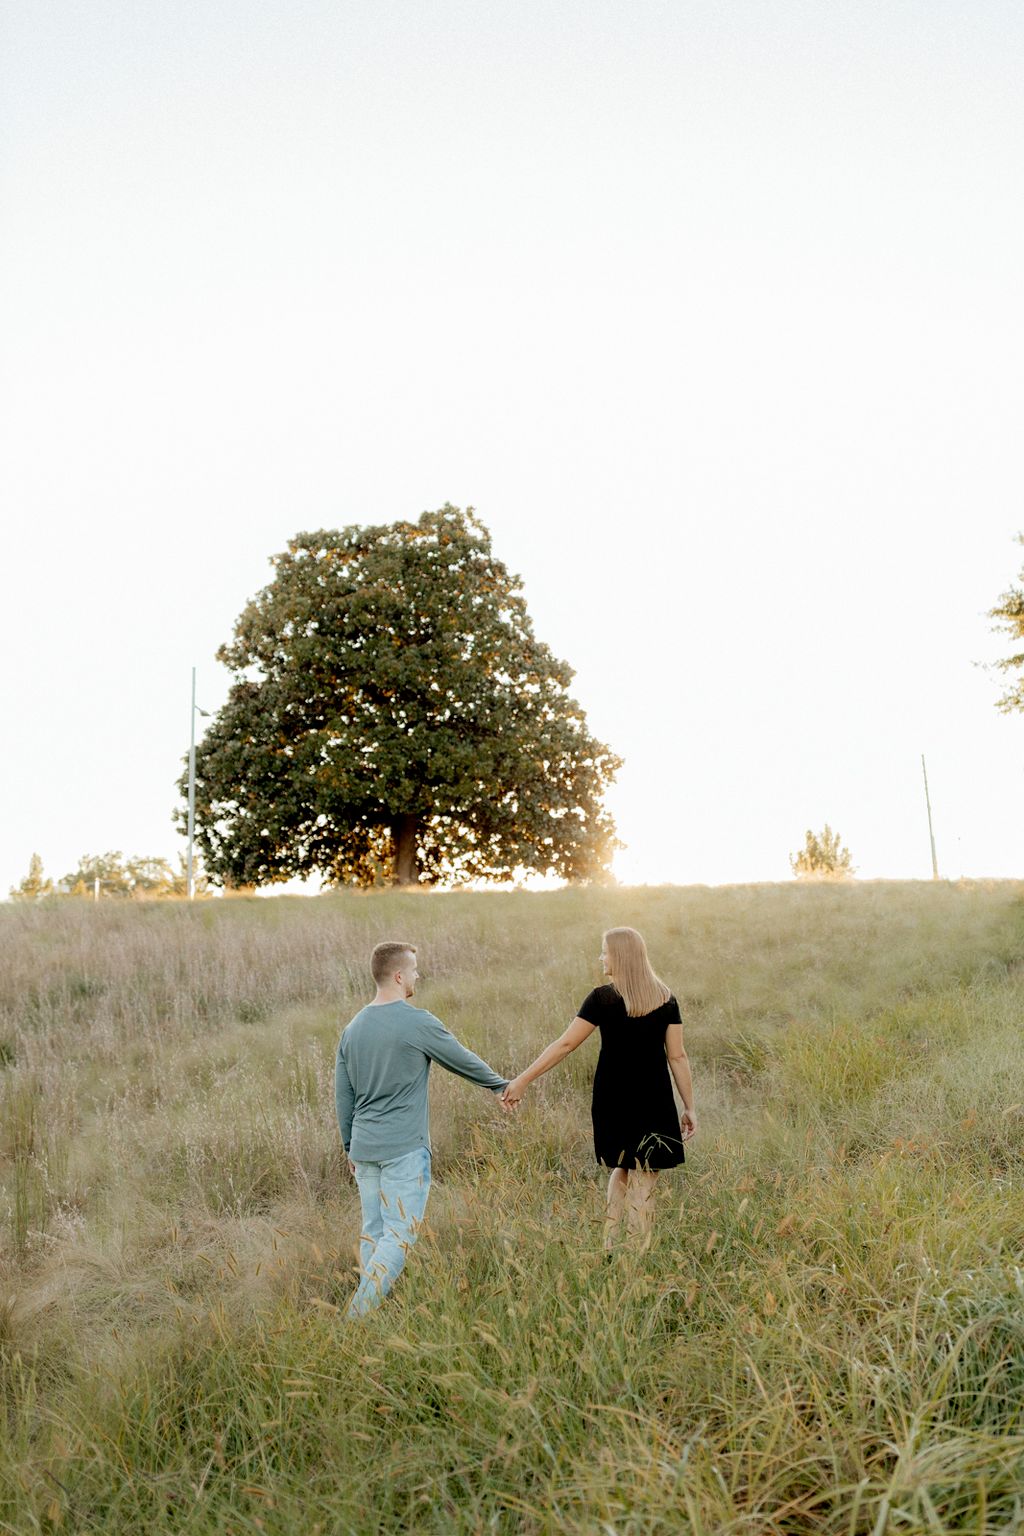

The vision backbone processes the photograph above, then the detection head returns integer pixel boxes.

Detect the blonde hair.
[603,927,670,1017]
[370,941,416,985]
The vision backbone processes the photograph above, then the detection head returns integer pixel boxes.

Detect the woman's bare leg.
[625,1170,659,1240]
[604,1168,628,1249]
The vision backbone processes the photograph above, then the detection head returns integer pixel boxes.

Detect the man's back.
[335,998,507,1162]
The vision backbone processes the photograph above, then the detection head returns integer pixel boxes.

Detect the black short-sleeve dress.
[578,984,685,1171]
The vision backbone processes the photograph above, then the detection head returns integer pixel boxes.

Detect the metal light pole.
[186,669,210,900]
[921,753,939,881]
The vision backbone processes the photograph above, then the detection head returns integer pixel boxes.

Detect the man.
[335,940,512,1318]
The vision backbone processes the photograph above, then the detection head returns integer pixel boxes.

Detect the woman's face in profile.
[599,944,610,976]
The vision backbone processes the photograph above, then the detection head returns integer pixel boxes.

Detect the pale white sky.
[3,0,1023,892]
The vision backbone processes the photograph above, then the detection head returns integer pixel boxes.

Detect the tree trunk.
[392,814,418,886]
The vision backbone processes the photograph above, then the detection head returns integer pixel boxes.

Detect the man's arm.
[334,1042,355,1153]
[417,1014,509,1092]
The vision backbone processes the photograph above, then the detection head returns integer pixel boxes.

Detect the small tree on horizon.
[790,825,855,880]
[988,538,1024,712]
[9,853,53,901]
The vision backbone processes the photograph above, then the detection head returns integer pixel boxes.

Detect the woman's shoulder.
[577,984,621,1022]
[581,984,618,1005]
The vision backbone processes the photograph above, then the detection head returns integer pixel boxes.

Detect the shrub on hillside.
[791,824,854,880]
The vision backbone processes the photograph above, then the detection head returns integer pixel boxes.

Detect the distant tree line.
[8,851,208,901]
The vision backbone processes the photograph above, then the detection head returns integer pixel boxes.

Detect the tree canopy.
[179,506,621,888]
[790,825,854,880]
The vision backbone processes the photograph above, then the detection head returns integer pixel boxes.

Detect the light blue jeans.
[348,1146,432,1318]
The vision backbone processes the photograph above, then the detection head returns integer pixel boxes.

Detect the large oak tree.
[179,506,621,887]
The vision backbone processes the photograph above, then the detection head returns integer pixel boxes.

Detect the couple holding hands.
[334,928,697,1319]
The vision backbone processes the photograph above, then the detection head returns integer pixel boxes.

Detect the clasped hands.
[498,1075,527,1112]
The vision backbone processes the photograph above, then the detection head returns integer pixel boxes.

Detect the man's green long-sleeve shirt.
[334,999,509,1162]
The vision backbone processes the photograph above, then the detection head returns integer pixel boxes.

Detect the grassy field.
[2,881,1024,1534]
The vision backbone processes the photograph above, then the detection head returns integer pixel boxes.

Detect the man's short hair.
[370,941,417,985]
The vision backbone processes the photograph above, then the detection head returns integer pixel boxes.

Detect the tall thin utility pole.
[921,753,939,881]
[187,667,197,900]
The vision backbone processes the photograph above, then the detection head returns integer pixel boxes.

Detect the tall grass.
[1,881,1023,1532]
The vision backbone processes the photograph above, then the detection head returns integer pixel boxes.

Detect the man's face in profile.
[396,951,419,999]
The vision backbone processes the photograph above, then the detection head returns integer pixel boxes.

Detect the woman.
[502,927,697,1245]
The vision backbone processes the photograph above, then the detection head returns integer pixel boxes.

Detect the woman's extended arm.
[665,1024,697,1139]
[502,1016,596,1105]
